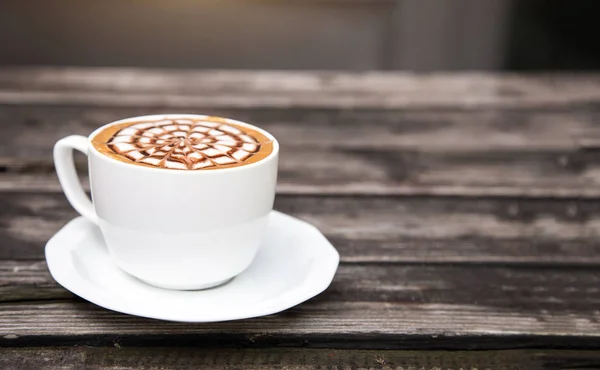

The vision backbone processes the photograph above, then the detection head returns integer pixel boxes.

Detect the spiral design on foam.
[107,118,264,170]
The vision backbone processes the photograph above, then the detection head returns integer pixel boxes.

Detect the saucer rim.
[45,211,340,322]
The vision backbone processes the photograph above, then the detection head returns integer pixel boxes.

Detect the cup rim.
[87,113,279,174]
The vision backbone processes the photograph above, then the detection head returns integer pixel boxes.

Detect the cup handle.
[53,135,98,224]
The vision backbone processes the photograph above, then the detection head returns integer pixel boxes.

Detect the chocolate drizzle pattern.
[92,116,273,170]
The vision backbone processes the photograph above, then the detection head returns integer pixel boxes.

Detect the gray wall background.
[0,0,512,71]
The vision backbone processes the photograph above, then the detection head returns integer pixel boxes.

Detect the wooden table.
[1,68,600,369]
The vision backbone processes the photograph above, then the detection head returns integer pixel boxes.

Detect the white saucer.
[45,211,339,322]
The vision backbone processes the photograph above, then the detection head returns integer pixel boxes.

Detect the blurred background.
[1,0,599,71]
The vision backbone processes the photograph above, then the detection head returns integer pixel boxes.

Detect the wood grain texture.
[2,68,600,353]
[3,260,600,310]
[2,347,600,370]
[1,67,600,108]
[2,104,600,197]
[1,300,599,349]
[2,260,600,349]
[3,105,595,154]
[0,261,72,302]
[3,192,600,263]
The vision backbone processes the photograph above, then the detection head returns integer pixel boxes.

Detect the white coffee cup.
[53,114,279,290]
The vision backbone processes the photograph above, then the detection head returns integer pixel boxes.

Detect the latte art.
[91,115,274,170]
[109,119,261,170]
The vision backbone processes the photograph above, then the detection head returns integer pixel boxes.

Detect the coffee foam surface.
[92,116,273,170]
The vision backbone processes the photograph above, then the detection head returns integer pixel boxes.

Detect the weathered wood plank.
[2,347,600,370]
[2,104,600,197]
[2,69,600,196]
[1,67,600,109]
[5,148,600,197]
[3,105,595,153]
[3,146,600,198]
[0,261,72,302]
[3,193,600,263]
[3,260,599,348]
[1,301,599,349]
[3,260,600,311]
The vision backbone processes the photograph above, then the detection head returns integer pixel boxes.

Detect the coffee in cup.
[91,115,274,170]
[54,114,279,290]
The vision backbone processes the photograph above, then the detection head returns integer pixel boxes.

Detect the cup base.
[136,276,234,291]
